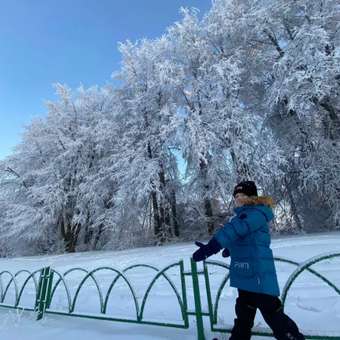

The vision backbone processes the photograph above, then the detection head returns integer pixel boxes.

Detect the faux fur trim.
[238,195,275,208]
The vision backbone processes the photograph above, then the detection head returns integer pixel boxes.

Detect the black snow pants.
[229,289,305,340]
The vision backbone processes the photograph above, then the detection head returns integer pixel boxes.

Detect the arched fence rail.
[0,252,339,340]
[203,252,340,339]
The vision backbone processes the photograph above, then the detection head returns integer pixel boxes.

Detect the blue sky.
[0,0,211,160]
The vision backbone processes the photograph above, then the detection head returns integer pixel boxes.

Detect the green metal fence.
[0,252,339,340]
[203,253,340,340]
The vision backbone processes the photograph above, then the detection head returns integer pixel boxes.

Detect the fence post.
[35,266,54,320]
[191,258,206,340]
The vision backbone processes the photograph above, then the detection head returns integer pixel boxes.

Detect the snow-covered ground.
[0,232,339,340]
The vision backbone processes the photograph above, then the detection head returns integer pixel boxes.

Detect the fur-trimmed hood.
[234,195,275,222]
[237,195,275,208]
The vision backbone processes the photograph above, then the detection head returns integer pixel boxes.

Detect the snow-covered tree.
[165,5,287,234]
[0,84,120,254]
[258,0,340,229]
[1,0,338,257]
[114,37,181,243]
[206,0,340,230]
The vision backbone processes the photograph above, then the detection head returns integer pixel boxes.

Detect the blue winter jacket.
[214,198,280,296]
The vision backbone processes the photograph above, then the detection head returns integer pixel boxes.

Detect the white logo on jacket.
[234,261,250,270]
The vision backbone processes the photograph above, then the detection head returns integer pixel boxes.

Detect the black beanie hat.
[233,180,258,197]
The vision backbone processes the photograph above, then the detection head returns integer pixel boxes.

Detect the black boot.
[263,309,305,340]
[229,299,256,340]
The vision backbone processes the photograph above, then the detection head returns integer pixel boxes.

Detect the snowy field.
[0,232,339,340]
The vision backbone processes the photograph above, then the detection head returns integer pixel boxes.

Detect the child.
[192,180,305,340]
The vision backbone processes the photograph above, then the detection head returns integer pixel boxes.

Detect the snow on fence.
[0,253,339,340]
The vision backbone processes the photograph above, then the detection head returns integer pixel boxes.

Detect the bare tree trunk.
[83,210,92,246]
[84,227,93,246]
[147,141,163,242]
[59,211,80,253]
[199,158,214,235]
[158,166,172,241]
[151,190,162,240]
[230,148,251,181]
[284,176,303,232]
[170,189,179,237]
[205,197,214,235]
[93,224,104,250]
[64,230,76,253]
